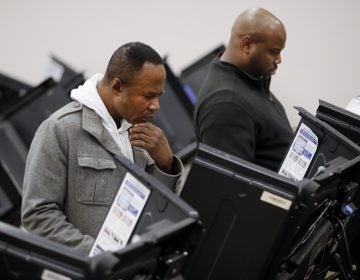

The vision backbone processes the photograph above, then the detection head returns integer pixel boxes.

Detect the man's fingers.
[130,123,165,141]
[130,124,153,137]
[131,139,147,148]
[129,129,157,144]
[131,122,162,133]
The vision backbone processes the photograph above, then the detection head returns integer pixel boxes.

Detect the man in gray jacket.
[21,42,183,255]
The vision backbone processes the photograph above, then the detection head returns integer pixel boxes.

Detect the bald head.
[222,7,286,77]
[231,8,285,43]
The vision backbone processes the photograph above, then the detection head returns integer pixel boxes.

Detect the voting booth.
[316,99,360,274]
[179,44,225,105]
[180,108,360,279]
[279,106,360,181]
[316,99,360,145]
[152,61,197,161]
[0,154,201,280]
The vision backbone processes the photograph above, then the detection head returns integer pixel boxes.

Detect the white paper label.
[260,191,292,210]
[41,269,71,280]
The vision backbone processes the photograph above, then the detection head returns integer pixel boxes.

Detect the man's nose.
[275,53,282,65]
[150,97,160,111]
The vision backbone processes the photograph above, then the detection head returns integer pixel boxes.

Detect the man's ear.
[241,35,255,54]
[111,78,123,94]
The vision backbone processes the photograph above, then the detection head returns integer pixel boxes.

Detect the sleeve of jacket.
[133,146,184,193]
[21,118,94,255]
[146,155,184,193]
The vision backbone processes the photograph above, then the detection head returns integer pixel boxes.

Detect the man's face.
[248,28,286,78]
[113,63,166,124]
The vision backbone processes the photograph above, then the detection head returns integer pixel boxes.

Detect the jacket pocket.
[76,155,117,206]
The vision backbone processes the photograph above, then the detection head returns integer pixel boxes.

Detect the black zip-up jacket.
[194,59,294,172]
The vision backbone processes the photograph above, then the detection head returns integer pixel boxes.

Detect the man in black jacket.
[194,7,293,171]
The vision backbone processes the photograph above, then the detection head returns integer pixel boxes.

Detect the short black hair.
[104,42,164,85]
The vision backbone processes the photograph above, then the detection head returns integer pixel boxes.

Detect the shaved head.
[231,7,285,42]
[221,7,287,78]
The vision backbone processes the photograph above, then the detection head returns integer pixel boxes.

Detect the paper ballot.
[279,123,318,181]
[89,172,151,257]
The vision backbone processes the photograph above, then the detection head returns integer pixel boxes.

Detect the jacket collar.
[81,104,149,165]
[82,105,122,156]
[218,59,271,95]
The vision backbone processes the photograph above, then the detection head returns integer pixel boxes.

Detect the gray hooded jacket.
[21,100,183,255]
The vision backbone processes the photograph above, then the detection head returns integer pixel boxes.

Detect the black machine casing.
[152,60,197,161]
[316,99,360,145]
[181,143,300,279]
[288,106,360,179]
[180,44,225,104]
[0,154,201,280]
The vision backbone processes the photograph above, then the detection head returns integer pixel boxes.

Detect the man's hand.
[129,122,173,173]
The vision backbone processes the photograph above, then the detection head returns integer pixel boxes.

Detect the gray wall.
[1,0,359,126]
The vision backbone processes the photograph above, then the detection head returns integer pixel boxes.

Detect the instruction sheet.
[279,123,318,181]
[89,172,151,257]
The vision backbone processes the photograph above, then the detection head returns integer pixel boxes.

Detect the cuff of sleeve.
[151,155,184,192]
